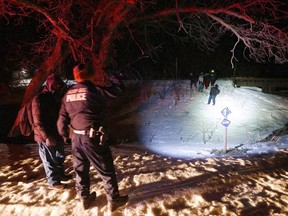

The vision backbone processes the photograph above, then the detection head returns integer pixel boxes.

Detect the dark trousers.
[71,134,119,201]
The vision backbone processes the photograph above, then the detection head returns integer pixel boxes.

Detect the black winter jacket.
[209,86,220,96]
[57,78,125,140]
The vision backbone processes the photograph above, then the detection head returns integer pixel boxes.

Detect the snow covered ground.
[117,79,288,158]
[0,79,288,215]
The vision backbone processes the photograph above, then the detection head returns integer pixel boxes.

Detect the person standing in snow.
[203,72,210,89]
[209,69,217,86]
[57,63,128,211]
[32,73,72,189]
[207,84,220,105]
[189,72,197,90]
[198,72,204,92]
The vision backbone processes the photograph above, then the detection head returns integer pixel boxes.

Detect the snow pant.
[71,134,119,201]
[38,142,65,186]
[208,95,217,105]
[198,82,204,92]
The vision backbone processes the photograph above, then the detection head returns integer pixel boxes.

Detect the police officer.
[57,63,128,211]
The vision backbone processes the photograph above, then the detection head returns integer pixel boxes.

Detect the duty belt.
[72,129,90,135]
[72,126,106,145]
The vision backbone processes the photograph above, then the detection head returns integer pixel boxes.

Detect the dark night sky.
[1,16,288,81]
[124,33,288,80]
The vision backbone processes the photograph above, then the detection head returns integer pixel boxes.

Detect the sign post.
[221,107,231,153]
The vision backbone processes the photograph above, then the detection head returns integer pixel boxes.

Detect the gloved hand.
[64,137,71,145]
[45,137,57,147]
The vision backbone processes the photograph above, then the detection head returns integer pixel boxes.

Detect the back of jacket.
[209,86,220,96]
[57,79,125,140]
[32,92,62,142]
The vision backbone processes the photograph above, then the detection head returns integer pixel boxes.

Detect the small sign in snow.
[221,107,231,118]
[221,118,231,127]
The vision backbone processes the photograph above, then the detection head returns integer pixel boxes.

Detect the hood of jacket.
[43,73,64,93]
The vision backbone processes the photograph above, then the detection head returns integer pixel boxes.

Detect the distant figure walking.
[189,72,197,90]
[198,73,204,92]
[203,73,210,89]
[207,84,220,105]
[209,69,217,86]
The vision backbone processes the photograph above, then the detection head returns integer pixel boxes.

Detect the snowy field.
[116,79,288,158]
[0,79,288,215]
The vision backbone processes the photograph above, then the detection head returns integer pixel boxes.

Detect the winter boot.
[108,195,129,212]
[60,173,73,181]
[83,192,96,210]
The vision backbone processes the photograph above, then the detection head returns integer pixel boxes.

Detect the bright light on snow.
[136,79,288,158]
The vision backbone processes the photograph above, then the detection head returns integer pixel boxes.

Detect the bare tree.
[1,0,287,104]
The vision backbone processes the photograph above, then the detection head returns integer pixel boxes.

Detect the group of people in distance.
[30,62,128,212]
[189,70,220,105]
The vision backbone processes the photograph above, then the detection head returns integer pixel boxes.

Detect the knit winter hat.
[73,63,95,82]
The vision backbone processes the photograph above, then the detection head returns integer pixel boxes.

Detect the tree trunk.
[21,38,65,105]
[8,38,65,137]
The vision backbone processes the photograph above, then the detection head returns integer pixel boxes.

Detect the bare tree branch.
[1,0,287,87]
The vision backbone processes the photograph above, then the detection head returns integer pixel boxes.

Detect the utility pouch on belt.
[89,126,106,145]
